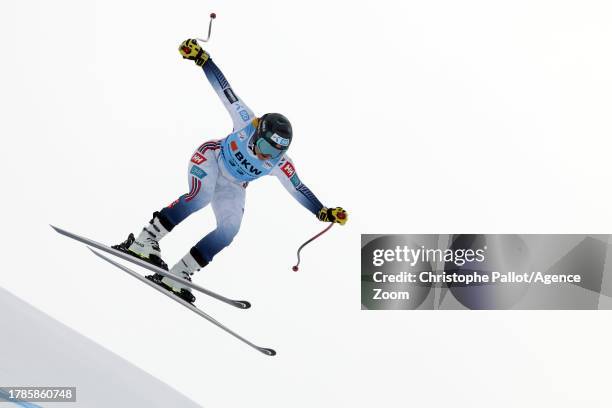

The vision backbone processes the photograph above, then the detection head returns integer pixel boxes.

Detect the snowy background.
[2,0,612,406]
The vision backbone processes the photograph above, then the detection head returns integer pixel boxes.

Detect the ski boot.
[150,250,208,304]
[145,271,196,304]
[112,212,170,280]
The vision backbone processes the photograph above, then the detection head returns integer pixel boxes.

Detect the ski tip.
[260,348,276,356]
[236,300,251,309]
[50,225,69,236]
[87,247,104,258]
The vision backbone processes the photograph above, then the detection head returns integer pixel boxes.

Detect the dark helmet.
[253,113,292,158]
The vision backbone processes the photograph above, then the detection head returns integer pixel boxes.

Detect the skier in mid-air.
[114,39,348,304]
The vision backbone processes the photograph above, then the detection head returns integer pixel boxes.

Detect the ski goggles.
[255,135,286,158]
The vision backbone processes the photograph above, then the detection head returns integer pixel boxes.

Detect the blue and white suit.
[156,58,324,264]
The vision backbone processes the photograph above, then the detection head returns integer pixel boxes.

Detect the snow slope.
[0,286,201,408]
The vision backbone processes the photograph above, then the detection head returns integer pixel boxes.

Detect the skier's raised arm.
[179,39,254,130]
[272,156,348,225]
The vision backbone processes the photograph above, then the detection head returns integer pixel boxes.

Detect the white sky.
[1,1,612,407]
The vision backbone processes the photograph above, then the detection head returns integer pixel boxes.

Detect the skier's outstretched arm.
[179,39,254,130]
[202,60,254,130]
[272,156,348,224]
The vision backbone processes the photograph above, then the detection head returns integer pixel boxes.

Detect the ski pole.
[292,223,334,272]
[196,12,217,43]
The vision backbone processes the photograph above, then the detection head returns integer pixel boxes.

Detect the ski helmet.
[253,113,292,158]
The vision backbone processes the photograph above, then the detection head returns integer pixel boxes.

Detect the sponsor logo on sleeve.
[224,88,238,104]
[281,162,295,178]
[190,166,207,179]
[290,174,301,187]
[190,152,206,165]
[239,110,250,121]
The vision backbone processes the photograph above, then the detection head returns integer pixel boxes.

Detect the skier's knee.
[184,192,208,208]
[218,221,241,245]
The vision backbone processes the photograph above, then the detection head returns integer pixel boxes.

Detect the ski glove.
[317,207,348,225]
[179,39,209,66]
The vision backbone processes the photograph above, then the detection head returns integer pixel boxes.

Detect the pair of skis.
[51,225,276,356]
